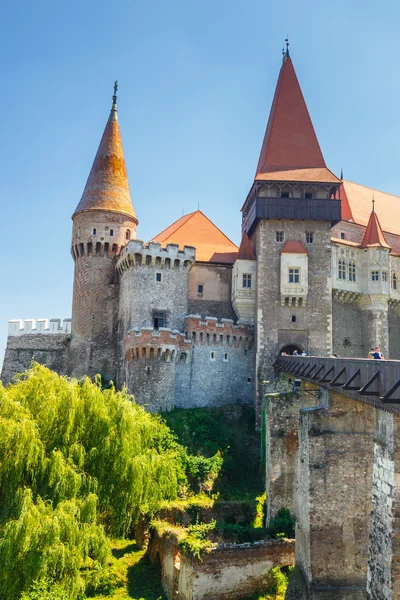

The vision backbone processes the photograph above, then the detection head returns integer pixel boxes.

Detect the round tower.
[68,83,138,381]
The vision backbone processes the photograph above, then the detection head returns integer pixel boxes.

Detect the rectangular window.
[153,312,166,329]
[382,271,388,281]
[198,284,204,294]
[306,232,314,243]
[155,272,162,282]
[305,192,313,199]
[210,351,216,361]
[288,268,300,284]
[242,274,252,288]
[338,260,346,280]
[223,352,229,362]
[276,231,284,242]
[340,232,345,239]
[348,263,356,282]
[371,271,379,281]
[280,191,290,198]
[92,228,96,235]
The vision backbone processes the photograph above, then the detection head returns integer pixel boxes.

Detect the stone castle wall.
[332,297,364,358]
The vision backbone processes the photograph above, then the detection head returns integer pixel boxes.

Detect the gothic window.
[126,229,131,240]
[382,271,388,282]
[276,231,284,242]
[306,232,314,243]
[153,312,166,329]
[288,268,300,284]
[371,271,379,281]
[242,274,252,288]
[338,259,346,280]
[392,272,397,290]
[348,262,356,282]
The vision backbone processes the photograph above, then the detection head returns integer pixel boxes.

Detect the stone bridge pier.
[268,357,400,599]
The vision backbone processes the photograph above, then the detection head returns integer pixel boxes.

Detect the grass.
[84,539,166,600]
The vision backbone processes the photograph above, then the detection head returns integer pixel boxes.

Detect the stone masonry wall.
[1,334,68,384]
[254,219,333,423]
[332,298,364,358]
[388,307,400,360]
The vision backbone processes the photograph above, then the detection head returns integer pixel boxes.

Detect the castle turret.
[241,44,342,420]
[69,83,138,381]
[359,204,391,355]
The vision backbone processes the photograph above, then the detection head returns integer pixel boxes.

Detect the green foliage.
[183,452,223,492]
[162,404,263,500]
[266,508,295,539]
[20,578,73,600]
[253,492,267,528]
[215,522,266,544]
[245,566,292,600]
[0,364,216,599]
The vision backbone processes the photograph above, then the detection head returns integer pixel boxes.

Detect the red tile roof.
[255,56,340,185]
[281,240,308,254]
[341,180,400,236]
[73,102,137,221]
[152,210,238,264]
[237,233,255,260]
[360,209,390,249]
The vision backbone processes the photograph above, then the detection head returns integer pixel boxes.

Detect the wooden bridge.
[273,355,400,413]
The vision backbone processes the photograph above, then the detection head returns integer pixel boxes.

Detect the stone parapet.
[124,327,191,363]
[8,318,71,336]
[184,315,254,349]
[116,239,196,274]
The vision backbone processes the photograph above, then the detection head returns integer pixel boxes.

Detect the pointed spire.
[73,83,138,222]
[360,204,390,249]
[340,166,343,180]
[237,233,255,260]
[255,51,338,182]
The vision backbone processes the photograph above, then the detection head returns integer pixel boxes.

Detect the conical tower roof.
[73,84,137,221]
[360,205,390,249]
[255,52,340,184]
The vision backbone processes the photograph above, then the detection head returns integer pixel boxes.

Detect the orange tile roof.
[342,180,400,236]
[360,209,390,249]
[237,233,255,260]
[73,101,137,221]
[152,210,238,264]
[255,56,340,184]
[255,167,339,183]
[281,240,308,254]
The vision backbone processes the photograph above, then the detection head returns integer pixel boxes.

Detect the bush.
[266,508,295,539]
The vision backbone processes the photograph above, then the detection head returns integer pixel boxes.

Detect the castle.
[3,46,400,418]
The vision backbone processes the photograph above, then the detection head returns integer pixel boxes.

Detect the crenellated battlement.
[116,240,196,274]
[124,327,191,363]
[8,318,72,337]
[71,241,124,261]
[184,315,254,349]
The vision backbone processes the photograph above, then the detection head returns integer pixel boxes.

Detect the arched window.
[348,262,356,282]
[109,229,114,237]
[392,271,397,290]
[126,229,131,240]
[338,259,346,280]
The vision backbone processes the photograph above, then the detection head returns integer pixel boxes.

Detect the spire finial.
[340,166,343,180]
[112,80,118,107]
[372,195,375,212]
[285,36,290,57]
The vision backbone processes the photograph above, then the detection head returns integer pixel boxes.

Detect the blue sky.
[1,0,400,367]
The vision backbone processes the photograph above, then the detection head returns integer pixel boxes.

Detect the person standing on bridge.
[371,346,384,360]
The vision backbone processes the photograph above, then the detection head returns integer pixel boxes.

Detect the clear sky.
[1,0,400,368]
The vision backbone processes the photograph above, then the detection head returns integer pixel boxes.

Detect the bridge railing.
[274,355,400,412]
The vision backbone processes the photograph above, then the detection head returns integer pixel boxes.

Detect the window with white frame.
[288,268,300,284]
[392,272,397,290]
[242,274,252,288]
[210,351,216,361]
[371,271,379,281]
[338,259,346,280]
[382,271,388,282]
[348,261,356,282]
[276,231,284,242]
[306,232,314,243]
[223,352,229,362]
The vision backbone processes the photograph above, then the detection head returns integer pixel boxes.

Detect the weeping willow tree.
[0,363,214,600]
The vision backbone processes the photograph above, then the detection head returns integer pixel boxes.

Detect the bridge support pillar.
[294,390,374,599]
[264,381,322,523]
